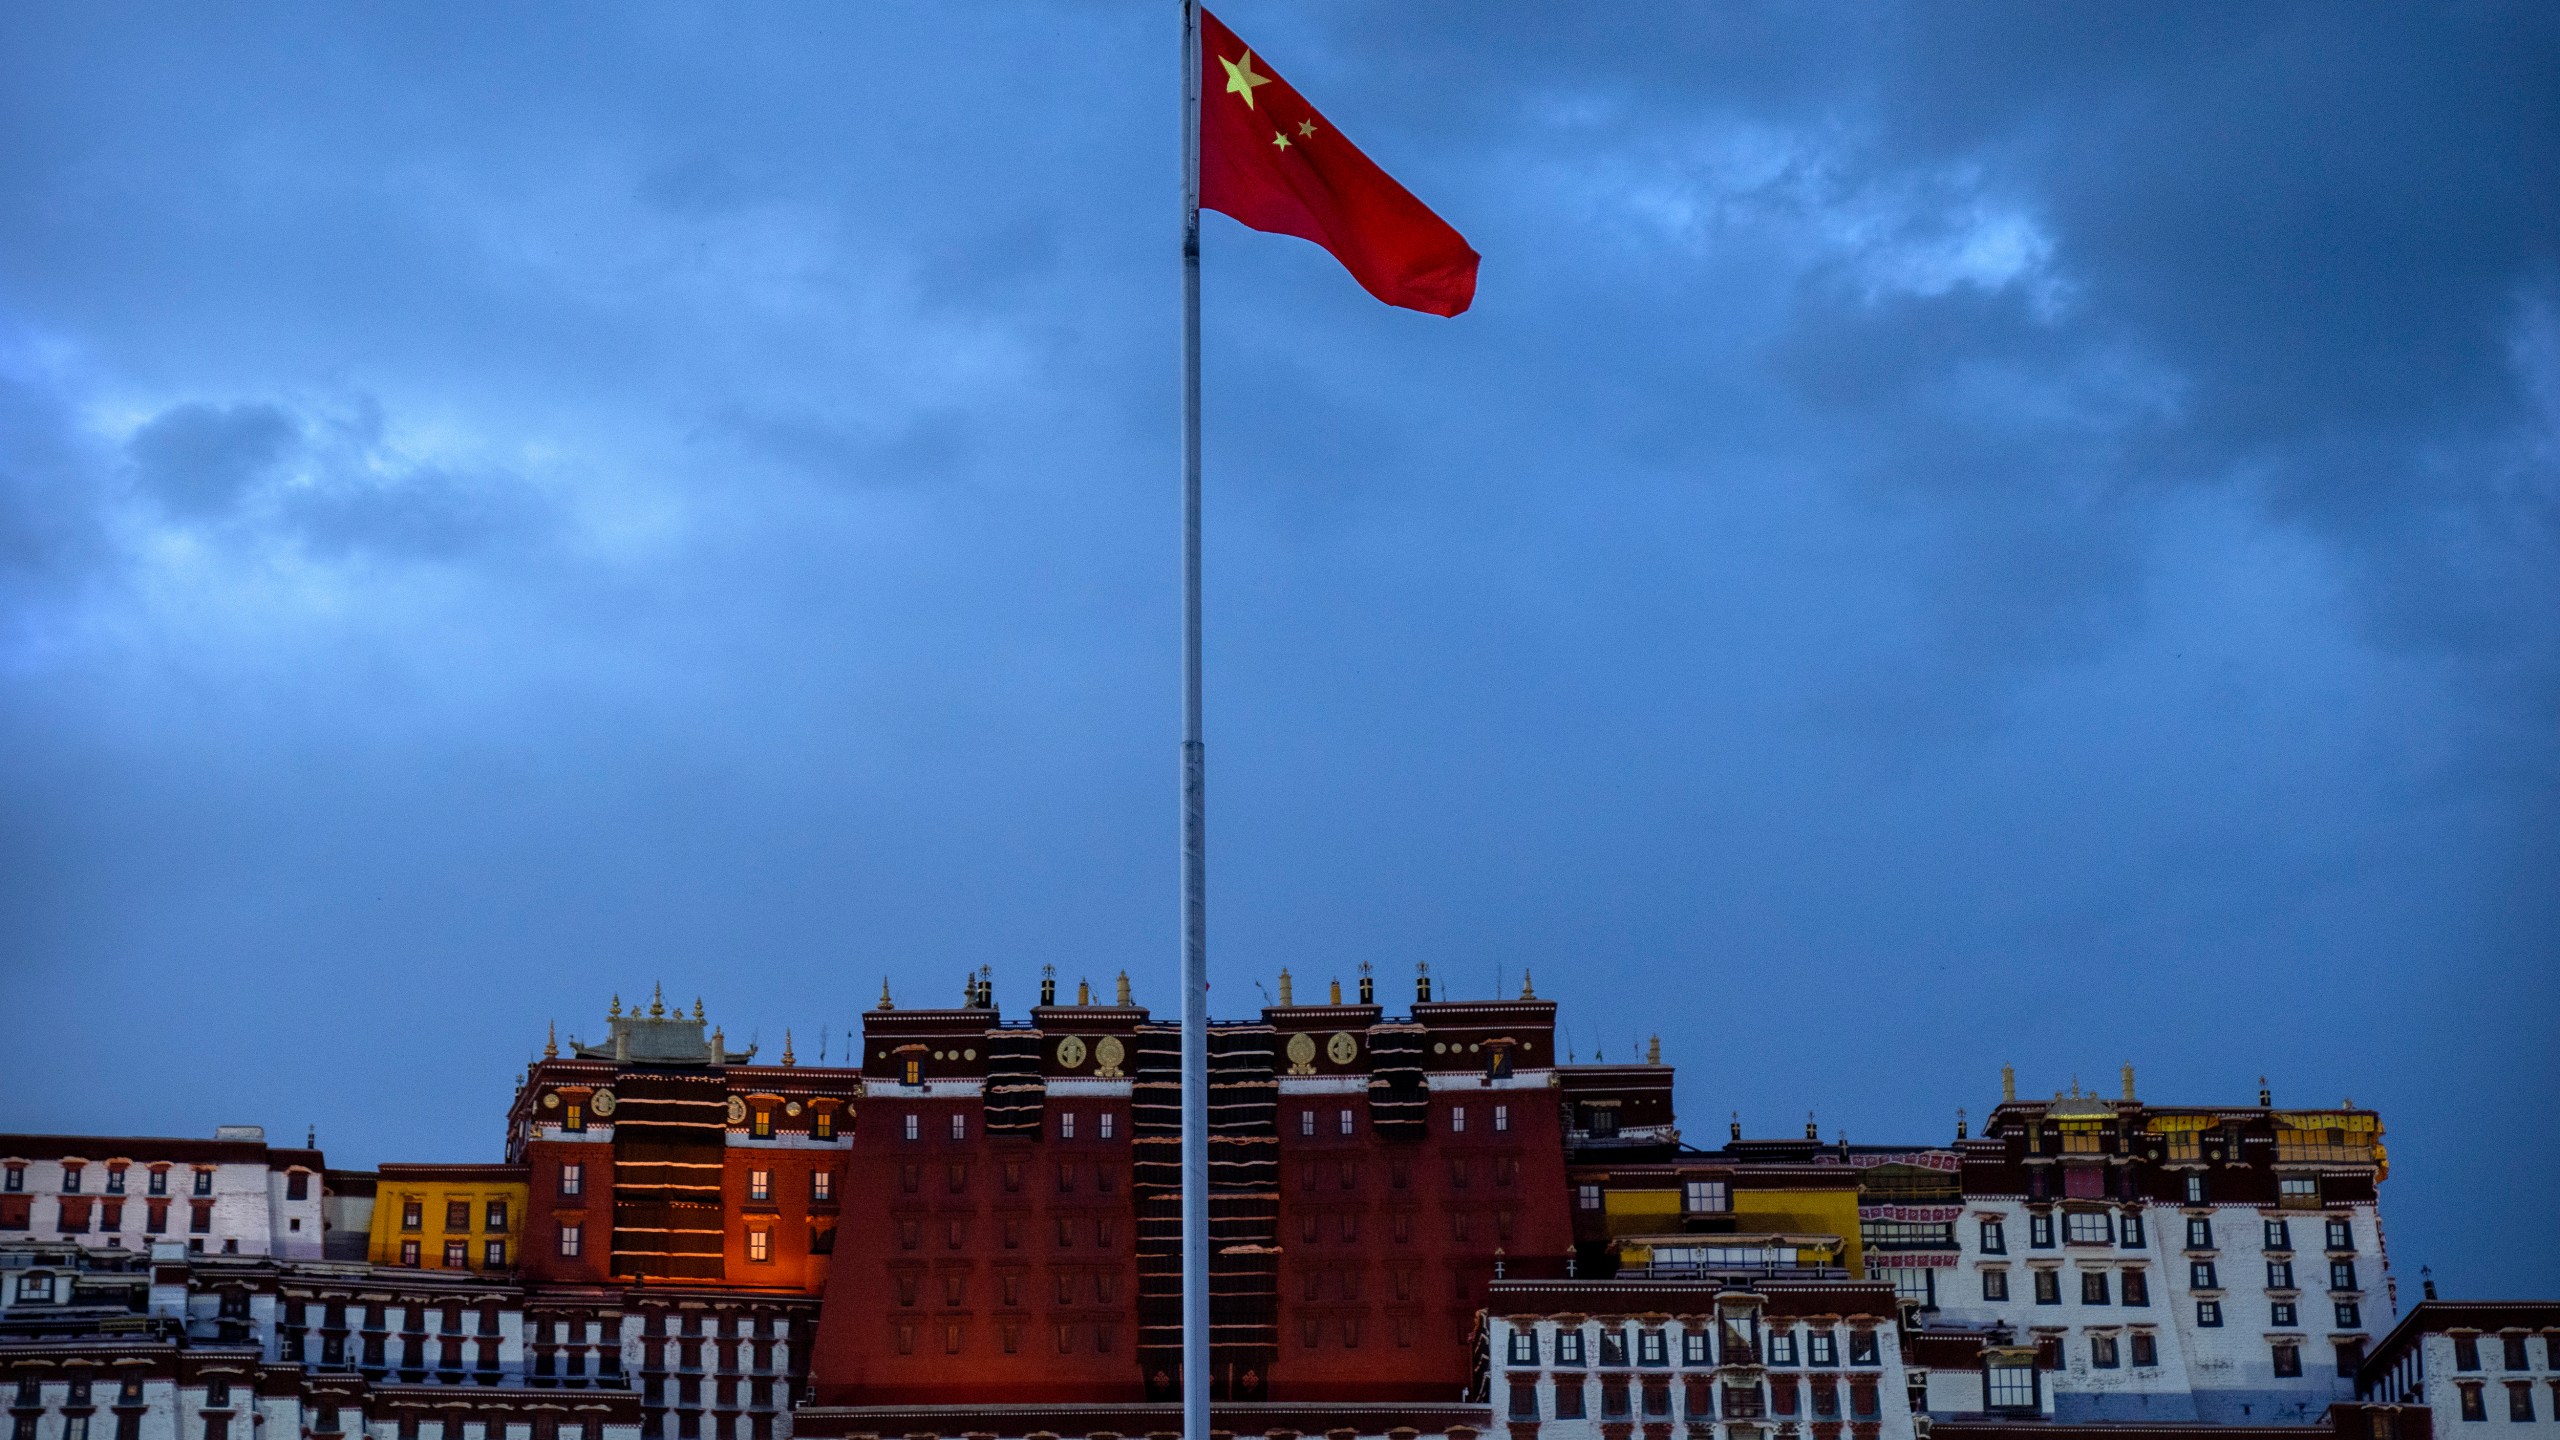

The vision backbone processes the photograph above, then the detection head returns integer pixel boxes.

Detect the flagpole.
[1176,1,1210,1439]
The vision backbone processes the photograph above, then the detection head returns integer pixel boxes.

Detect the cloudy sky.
[3,3,2553,1294]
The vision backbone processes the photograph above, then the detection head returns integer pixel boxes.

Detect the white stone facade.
[1931,1195,2388,1424]
[0,1131,324,1261]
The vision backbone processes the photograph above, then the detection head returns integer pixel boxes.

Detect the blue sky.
[2,3,2553,1296]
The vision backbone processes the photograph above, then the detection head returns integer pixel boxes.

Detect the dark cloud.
[0,0,2552,1299]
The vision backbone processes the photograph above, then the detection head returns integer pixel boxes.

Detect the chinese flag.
[1200,8,1479,317]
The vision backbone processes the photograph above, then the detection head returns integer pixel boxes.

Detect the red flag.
[1199,8,1479,317]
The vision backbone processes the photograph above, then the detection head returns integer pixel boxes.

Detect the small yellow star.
[1297,119,1318,139]
[1271,129,1291,151]
[1221,50,1271,109]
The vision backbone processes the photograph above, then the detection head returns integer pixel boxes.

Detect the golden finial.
[1329,977,1342,1005]
[781,1030,796,1068]
[2122,1063,2136,1101]
[879,978,894,1011]
[712,1026,725,1060]
[1076,977,1091,1006]
[650,984,666,1019]
[1647,1034,1661,1065]
[1520,969,1535,999]
[609,994,622,1019]
[1116,971,1132,1007]
[1277,968,1294,1005]
[2001,1064,2016,1102]
[544,1022,558,1060]
[694,997,705,1022]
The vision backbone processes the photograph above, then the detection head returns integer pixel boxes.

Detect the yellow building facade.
[367,1163,528,1271]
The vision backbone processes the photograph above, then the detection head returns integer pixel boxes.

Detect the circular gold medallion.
[1095,1036,1126,1073]
[1057,1036,1089,1069]
[785,1101,803,1116]
[1286,1032,1318,1067]
[589,1089,616,1117]
[1326,1032,1358,1066]
[726,1096,747,1125]
[542,1093,560,1110]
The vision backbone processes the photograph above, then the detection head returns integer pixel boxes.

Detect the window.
[484,1240,506,1267]
[2030,1214,2055,1248]
[18,1273,53,1301]
[2122,1269,2150,1306]
[1557,1329,1586,1366]
[445,1240,469,1267]
[2326,1218,2354,1252]
[2091,1335,2120,1368]
[2266,1219,2292,1250]
[2336,1339,2367,1376]
[901,1059,921,1086]
[560,1163,583,1198]
[401,1239,421,1266]
[2503,1335,2529,1370]
[2458,1384,2486,1422]
[2131,1332,2158,1367]
[447,1200,472,1231]
[2279,1176,2318,1202]
[2271,1342,2302,1378]
[2509,1384,2536,1422]
[949,1114,966,1141]
[1986,1360,2037,1411]
[1639,1330,1668,1366]
[1601,1328,1630,1367]
[402,1200,424,1231]
[285,1171,308,1201]
[748,1170,771,1202]
[2272,1302,2298,1327]
[1578,1184,1602,1211]
[1060,1112,1077,1139]
[2082,1271,2111,1305]
[2186,1217,2213,1250]
[811,1171,833,1202]
[903,1114,919,1142]
[2033,1271,2060,1305]
[1099,1112,1115,1139]
[1849,1331,1879,1366]
[813,1110,835,1141]
[1685,1181,1730,1214]
[148,1168,168,1196]
[1767,1331,1798,1366]
[1,1165,17,1192]
[192,1170,212,1196]
[2066,1212,2113,1245]
[1452,1106,1467,1134]
[1339,1109,1353,1136]
[206,1380,230,1409]
[2334,1301,2361,1330]
[1494,1105,1510,1133]
[1299,1110,1316,1137]
[2184,1174,2207,1204]
[2455,1335,2482,1370]
[2268,1260,2296,1289]
[1683,1332,1710,1365]
[1555,1379,1587,1419]
[747,1229,770,1263]
[559,1223,581,1258]
[486,1200,509,1232]
[564,1102,584,1132]
[2191,1260,2220,1290]
[2330,1260,2358,1291]
[2121,1212,2145,1248]
[1807,1332,1837,1367]
[1981,1218,2007,1254]
[1509,1329,1538,1365]
[2197,1300,2222,1327]
[1982,1269,2010,1302]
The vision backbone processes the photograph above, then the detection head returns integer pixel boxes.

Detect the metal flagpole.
[1176,2,1210,1440]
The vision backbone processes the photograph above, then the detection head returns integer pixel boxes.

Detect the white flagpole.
[1177,1,1210,1438]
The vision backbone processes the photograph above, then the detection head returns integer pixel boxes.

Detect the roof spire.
[2001,1064,2016,1102]
[1520,968,1535,999]
[1956,1106,1968,1139]
[694,997,705,1022]
[650,984,666,1019]
[545,1021,558,1060]
[609,993,622,1019]
[1329,976,1342,1005]
[2259,1074,2272,1107]
[1730,1110,1741,1142]
[1359,962,1375,1005]
[1277,968,1293,1005]
[1805,1110,1818,1140]
[2121,1062,2136,1101]
[878,977,894,1011]
[1077,977,1092,1006]
[1647,1034,1661,1065]
[781,1030,796,1067]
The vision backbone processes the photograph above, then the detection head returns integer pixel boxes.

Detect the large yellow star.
[1221,50,1271,109]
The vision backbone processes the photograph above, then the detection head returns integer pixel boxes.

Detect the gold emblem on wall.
[1286,1032,1318,1075]
[589,1089,616,1117]
[1095,1036,1127,1077]
[1327,1032,1358,1066]
[1057,1036,1089,1069]
[726,1096,748,1125]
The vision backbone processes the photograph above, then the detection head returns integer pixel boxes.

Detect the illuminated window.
[1450,1107,1467,1134]
[748,1170,771,1202]
[444,1240,468,1268]
[2059,1122,2103,1154]
[812,1110,834,1141]
[1338,1109,1353,1136]
[747,1229,771,1263]
[559,1224,581,1258]
[949,1114,967,1141]
[564,1103,584,1132]
[1494,1105,1510,1132]
[1099,1112,1115,1139]
[810,1171,833,1202]
[903,1114,919,1142]
[560,1164,582,1198]
[752,1110,773,1140]
[1684,1181,1730,1214]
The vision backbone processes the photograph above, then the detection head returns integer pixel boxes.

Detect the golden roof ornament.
[1520,969,1535,1000]
[1077,977,1092,1006]
[2001,1064,2016,1102]
[1329,977,1342,1005]
[1277,967,1293,1005]
[879,978,894,1011]
[2122,1063,2137,1101]
[545,1022,558,1060]
[650,984,666,1019]
[1116,971,1131,1007]
[781,1030,796,1067]
[1647,1034,1661,1064]
[694,997,705,1021]
[712,1026,725,1059]
[609,994,622,1019]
